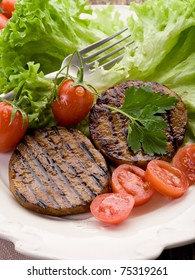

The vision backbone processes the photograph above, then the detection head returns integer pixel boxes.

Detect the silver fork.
[45,27,133,79]
[2,28,133,100]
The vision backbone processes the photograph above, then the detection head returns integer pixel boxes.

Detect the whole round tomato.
[0,0,16,19]
[172,144,195,185]
[0,13,8,29]
[90,193,135,224]
[112,164,154,206]
[145,159,189,198]
[52,79,94,126]
[0,102,28,152]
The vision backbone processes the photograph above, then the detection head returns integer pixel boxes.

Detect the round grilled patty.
[9,126,110,216]
[89,80,188,168]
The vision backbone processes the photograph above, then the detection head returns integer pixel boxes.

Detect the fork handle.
[44,70,66,80]
[0,91,15,100]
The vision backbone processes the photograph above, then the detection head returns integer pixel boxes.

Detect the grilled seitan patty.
[89,80,188,168]
[9,126,110,216]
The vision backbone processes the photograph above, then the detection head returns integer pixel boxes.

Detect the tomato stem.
[53,50,98,99]
[77,51,84,83]
[0,93,28,127]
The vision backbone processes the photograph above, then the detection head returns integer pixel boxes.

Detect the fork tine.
[87,40,134,69]
[101,53,125,70]
[79,28,128,56]
[83,33,132,63]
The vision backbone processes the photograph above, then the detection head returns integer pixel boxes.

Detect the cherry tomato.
[0,0,16,19]
[112,164,154,206]
[172,144,195,185]
[90,193,135,224]
[145,159,189,198]
[0,13,8,29]
[52,79,94,126]
[0,102,28,152]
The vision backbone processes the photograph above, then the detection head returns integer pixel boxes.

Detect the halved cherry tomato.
[0,102,28,152]
[0,13,8,29]
[112,164,154,206]
[90,193,135,224]
[0,0,16,19]
[145,159,189,198]
[52,79,94,126]
[172,144,195,185]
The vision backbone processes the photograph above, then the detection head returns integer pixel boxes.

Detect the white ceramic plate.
[1,5,195,260]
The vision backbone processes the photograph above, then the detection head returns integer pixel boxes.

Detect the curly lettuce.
[0,0,108,93]
[10,62,56,129]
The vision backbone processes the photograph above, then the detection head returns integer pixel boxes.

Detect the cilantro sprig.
[107,86,178,156]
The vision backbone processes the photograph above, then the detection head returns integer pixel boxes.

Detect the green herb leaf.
[108,86,178,156]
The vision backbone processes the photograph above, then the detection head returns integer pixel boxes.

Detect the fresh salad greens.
[12,62,56,129]
[107,86,178,155]
[0,0,194,141]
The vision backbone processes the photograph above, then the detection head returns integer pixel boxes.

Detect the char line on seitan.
[9,126,110,216]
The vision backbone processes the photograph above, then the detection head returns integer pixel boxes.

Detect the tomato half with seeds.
[90,193,135,224]
[172,144,195,185]
[0,13,8,29]
[52,79,94,126]
[112,164,154,206]
[0,102,28,152]
[145,159,189,198]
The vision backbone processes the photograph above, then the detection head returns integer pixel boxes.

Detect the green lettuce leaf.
[0,0,104,93]
[12,62,56,129]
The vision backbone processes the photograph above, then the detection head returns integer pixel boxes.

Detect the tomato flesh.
[52,79,94,126]
[145,159,189,198]
[0,0,16,19]
[112,164,154,206]
[0,102,28,152]
[0,13,8,29]
[172,144,195,185]
[90,193,135,224]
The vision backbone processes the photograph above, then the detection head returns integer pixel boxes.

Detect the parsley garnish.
[107,86,178,156]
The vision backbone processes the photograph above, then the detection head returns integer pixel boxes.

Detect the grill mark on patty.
[15,190,29,203]
[23,134,93,206]
[106,87,123,157]
[34,127,108,196]
[93,88,131,160]
[12,148,64,209]
[18,143,73,207]
[78,140,107,178]
[15,189,47,209]
[9,126,110,216]
[40,138,98,200]
[99,89,123,157]
[64,163,98,196]
[57,128,109,190]
[110,87,132,159]
[150,82,178,152]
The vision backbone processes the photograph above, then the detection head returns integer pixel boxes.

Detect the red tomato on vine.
[0,101,28,152]
[52,78,94,126]
[0,0,16,19]
[52,51,96,126]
